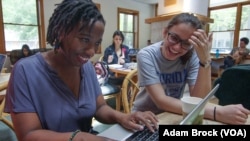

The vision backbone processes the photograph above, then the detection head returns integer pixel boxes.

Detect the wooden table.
[157,111,223,125]
[109,67,132,77]
[157,105,250,125]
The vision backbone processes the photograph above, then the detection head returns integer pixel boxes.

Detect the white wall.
[157,0,209,16]
[43,0,154,62]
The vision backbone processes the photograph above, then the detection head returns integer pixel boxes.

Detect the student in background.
[103,30,131,86]
[230,37,250,58]
[20,44,32,58]
[4,0,158,141]
[132,13,250,125]
[221,37,250,69]
[103,30,130,65]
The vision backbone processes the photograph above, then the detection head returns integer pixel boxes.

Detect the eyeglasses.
[167,32,193,50]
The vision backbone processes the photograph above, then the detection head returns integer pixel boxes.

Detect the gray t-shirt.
[132,41,199,114]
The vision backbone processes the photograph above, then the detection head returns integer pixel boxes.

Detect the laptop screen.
[179,84,220,125]
[0,54,7,72]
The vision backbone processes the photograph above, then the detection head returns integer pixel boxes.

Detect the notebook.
[97,84,220,140]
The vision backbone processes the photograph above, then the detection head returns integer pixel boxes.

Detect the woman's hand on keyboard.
[119,111,158,133]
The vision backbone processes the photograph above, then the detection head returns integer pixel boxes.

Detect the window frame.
[208,1,250,54]
[117,7,139,49]
[0,0,45,53]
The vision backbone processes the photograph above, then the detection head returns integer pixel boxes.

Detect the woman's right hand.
[189,29,213,65]
[108,55,113,63]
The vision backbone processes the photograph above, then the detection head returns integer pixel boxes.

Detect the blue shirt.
[103,44,130,64]
[5,52,101,132]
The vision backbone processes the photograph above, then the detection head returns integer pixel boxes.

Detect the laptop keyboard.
[126,127,159,141]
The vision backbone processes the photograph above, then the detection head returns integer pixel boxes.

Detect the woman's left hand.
[119,111,158,132]
[189,29,213,64]
[217,104,250,125]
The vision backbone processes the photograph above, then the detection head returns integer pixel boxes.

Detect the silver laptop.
[179,84,220,125]
[0,54,7,72]
[0,54,8,83]
[97,84,220,140]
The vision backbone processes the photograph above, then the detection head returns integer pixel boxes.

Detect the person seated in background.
[103,30,130,65]
[4,1,158,141]
[20,44,32,58]
[132,13,250,125]
[230,37,249,59]
[103,30,131,86]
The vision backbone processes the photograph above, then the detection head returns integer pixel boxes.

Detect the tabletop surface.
[157,105,250,125]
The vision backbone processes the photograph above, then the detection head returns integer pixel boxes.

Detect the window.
[118,8,139,49]
[0,0,44,52]
[209,7,236,54]
[239,5,250,43]
[210,0,248,7]
[209,1,250,54]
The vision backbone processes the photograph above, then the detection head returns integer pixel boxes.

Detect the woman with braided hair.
[4,0,158,141]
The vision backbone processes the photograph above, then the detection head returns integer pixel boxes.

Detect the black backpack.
[214,64,250,110]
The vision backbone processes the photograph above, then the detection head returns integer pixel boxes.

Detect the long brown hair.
[165,13,203,64]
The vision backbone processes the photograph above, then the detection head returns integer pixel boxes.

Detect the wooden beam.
[145,12,214,24]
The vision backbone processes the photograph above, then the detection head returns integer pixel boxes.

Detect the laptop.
[0,54,9,83]
[97,84,220,140]
[179,83,220,125]
[0,54,7,72]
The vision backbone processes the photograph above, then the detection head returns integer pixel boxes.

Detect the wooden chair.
[0,98,14,130]
[121,69,139,113]
[98,55,104,61]
[0,98,18,141]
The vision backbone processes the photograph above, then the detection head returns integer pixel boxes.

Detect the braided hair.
[46,0,105,51]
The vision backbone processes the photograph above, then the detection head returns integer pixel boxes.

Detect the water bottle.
[216,49,220,58]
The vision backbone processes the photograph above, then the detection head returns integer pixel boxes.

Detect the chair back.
[214,64,250,110]
[121,69,139,113]
[99,55,104,61]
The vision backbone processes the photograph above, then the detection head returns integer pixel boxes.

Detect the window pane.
[241,5,250,30]
[240,5,250,49]
[210,7,237,31]
[210,7,236,53]
[210,31,233,54]
[4,25,39,51]
[2,0,37,25]
[119,13,133,32]
[210,0,247,7]
[123,32,134,49]
[2,0,38,51]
